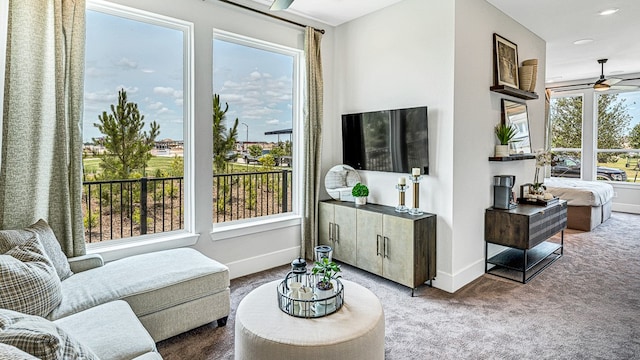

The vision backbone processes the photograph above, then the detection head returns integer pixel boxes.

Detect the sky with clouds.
[213,39,294,143]
[84,10,184,143]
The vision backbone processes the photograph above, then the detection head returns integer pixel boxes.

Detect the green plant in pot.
[351,182,369,205]
[494,123,518,157]
[312,257,341,301]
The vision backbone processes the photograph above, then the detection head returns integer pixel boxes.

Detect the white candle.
[412,168,420,176]
[398,177,406,185]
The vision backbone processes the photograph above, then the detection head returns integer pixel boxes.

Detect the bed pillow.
[0,309,99,360]
[0,219,73,281]
[0,235,62,317]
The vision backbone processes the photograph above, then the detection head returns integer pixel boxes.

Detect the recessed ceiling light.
[599,8,619,16]
[573,39,594,45]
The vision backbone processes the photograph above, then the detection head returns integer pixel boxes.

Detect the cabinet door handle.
[384,236,389,258]
[335,224,340,243]
[329,222,333,241]
[376,235,382,256]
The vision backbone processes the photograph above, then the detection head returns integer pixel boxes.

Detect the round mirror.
[324,164,361,201]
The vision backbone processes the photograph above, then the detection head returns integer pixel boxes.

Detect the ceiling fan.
[548,59,640,93]
[270,0,294,10]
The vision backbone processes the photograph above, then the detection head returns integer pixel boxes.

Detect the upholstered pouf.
[235,279,384,360]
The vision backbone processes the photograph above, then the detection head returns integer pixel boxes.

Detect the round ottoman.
[235,279,385,360]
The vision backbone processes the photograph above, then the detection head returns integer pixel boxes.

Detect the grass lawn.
[83,155,181,179]
[598,157,640,182]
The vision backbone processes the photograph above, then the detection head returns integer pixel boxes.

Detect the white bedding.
[544,178,614,206]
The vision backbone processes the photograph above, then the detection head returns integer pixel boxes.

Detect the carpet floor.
[157,212,640,359]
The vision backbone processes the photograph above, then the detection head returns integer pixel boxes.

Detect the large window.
[596,91,640,182]
[549,95,583,179]
[549,90,640,183]
[83,1,192,243]
[212,31,302,224]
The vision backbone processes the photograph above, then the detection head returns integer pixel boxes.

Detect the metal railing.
[82,169,292,243]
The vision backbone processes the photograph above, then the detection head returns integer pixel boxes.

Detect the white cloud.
[249,71,261,80]
[115,85,139,94]
[141,69,155,73]
[148,102,164,110]
[154,86,183,99]
[156,107,171,115]
[266,119,280,125]
[116,57,137,69]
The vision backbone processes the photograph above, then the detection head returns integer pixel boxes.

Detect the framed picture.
[493,33,519,88]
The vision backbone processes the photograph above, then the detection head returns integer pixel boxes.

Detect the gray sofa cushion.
[54,300,159,360]
[0,220,73,281]
[0,235,62,317]
[0,309,99,360]
[49,248,229,321]
[0,343,39,359]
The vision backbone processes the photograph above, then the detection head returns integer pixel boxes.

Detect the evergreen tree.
[213,94,239,173]
[93,89,160,179]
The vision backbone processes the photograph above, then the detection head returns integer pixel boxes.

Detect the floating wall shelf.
[488,154,536,161]
[490,85,538,100]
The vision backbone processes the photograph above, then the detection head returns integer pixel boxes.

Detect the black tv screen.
[342,106,429,175]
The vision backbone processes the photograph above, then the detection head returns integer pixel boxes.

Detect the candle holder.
[409,175,423,215]
[395,184,409,212]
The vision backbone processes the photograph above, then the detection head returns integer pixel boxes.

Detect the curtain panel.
[301,27,323,260]
[0,0,86,257]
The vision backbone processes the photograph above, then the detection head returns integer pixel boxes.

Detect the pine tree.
[213,94,239,173]
[93,89,160,179]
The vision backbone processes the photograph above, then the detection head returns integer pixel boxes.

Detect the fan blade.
[604,78,622,86]
[270,0,294,10]
[611,85,639,90]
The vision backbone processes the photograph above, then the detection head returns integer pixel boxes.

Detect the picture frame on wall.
[493,33,519,89]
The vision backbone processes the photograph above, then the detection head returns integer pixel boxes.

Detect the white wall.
[98,0,334,278]
[332,0,456,290]
[451,0,545,290]
[331,0,545,292]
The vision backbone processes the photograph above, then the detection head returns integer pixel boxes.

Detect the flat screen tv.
[342,106,429,175]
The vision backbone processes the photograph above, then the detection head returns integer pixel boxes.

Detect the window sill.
[211,214,302,242]
[86,230,199,263]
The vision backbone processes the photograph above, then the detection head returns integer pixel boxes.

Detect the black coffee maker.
[493,175,516,209]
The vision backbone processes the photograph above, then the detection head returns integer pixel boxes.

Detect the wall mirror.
[501,99,532,154]
[324,164,360,201]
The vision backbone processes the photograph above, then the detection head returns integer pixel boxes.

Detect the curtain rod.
[217,0,325,34]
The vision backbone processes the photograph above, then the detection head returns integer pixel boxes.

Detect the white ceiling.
[249,0,640,85]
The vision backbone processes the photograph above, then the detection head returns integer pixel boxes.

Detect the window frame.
[85,0,196,253]
[211,29,304,233]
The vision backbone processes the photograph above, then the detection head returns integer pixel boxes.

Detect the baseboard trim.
[226,246,300,279]
[612,204,640,214]
[432,257,486,293]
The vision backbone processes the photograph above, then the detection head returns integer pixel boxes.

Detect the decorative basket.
[277,278,344,318]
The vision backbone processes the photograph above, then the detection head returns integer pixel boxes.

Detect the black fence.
[82,169,292,243]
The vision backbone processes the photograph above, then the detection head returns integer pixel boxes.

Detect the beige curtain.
[301,27,323,260]
[0,0,86,257]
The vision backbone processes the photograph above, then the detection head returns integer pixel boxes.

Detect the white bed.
[544,178,614,231]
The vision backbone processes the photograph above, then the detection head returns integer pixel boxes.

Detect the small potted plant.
[312,257,341,301]
[494,123,518,157]
[351,182,369,205]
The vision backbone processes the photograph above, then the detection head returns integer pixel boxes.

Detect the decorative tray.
[517,196,559,206]
[277,278,344,318]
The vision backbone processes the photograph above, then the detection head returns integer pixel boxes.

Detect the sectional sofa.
[0,220,230,359]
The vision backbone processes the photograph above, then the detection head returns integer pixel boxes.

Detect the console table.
[484,200,567,283]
